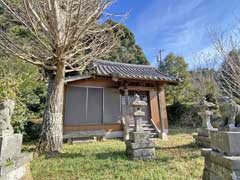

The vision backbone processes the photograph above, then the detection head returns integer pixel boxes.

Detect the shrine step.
[129,121,158,138]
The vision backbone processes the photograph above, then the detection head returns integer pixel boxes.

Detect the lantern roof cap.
[132,94,147,107]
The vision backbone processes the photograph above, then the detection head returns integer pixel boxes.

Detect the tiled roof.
[86,60,178,83]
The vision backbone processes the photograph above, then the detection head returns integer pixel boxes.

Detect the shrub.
[167,103,202,128]
[24,119,42,141]
[0,58,46,139]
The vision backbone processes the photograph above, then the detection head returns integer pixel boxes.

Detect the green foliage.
[0,58,46,134]
[25,129,203,180]
[159,53,194,104]
[101,20,149,65]
[167,103,201,128]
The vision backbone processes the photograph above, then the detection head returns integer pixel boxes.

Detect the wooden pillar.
[157,85,168,140]
[124,83,130,141]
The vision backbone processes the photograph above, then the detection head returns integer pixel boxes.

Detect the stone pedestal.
[0,133,22,162]
[0,131,32,180]
[194,128,217,148]
[210,130,240,156]
[202,130,240,180]
[202,149,240,180]
[126,131,155,161]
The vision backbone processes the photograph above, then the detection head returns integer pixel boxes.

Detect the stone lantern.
[132,94,147,132]
[193,97,217,148]
[125,94,155,161]
[198,97,215,129]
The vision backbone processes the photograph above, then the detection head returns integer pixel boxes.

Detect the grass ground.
[24,129,204,180]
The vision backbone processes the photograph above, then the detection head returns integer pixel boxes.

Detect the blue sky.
[108,0,240,66]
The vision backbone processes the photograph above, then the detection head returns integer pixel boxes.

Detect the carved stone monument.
[194,97,217,148]
[126,95,155,161]
[0,100,32,180]
[202,96,240,180]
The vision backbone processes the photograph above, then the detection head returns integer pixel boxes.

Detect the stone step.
[143,128,155,131]
[150,132,158,138]
[129,124,152,127]
[70,139,97,144]
[129,121,150,124]
[128,130,158,138]
[129,127,155,131]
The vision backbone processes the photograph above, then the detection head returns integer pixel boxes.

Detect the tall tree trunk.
[37,62,65,154]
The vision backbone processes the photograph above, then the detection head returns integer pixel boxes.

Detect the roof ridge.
[94,59,155,68]
[93,59,177,80]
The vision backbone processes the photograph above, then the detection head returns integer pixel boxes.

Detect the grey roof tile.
[85,60,178,83]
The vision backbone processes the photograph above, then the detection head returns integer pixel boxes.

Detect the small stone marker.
[0,100,33,180]
[202,96,240,180]
[193,97,217,148]
[126,94,155,161]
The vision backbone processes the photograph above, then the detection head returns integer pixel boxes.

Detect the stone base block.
[0,153,33,180]
[210,131,240,156]
[197,128,209,137]
[202,149,240,180]
[126,131,155,161]
[0,134,22,161]
[127,148,155,161]
[193,134,211,148]
[126,141,155,149]
[129,132,150,143]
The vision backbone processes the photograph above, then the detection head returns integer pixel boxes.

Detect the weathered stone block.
[0,152,32,179]
[132,155,155,161]
[127,148,155,159]
[0,134,22,161]
[202,149,240,180]
[129,132,150,143]
[210,131,240,156]
[193,134,211,148]
[126,141,155,149]
[126,131,155,161]
[128,148,155,157]
[197,128,210,137]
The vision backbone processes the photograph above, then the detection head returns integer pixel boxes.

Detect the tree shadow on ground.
[168,128,196,135]
[156,142,198,150]
[44,152,85,159]
[154,156,175,162]
[95,151,128,160]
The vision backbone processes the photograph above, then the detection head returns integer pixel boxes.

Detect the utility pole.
[157,49,164,68]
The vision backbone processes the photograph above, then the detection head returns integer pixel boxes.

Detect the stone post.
[201,97,240,180]
[193,97,216,148]
[125,94,155,161]
[0,100,33,180]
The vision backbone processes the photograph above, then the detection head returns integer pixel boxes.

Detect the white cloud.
[136,0,204,35]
